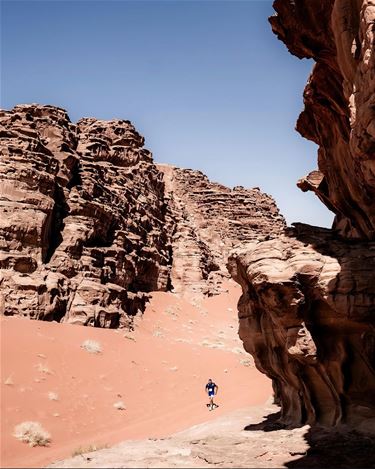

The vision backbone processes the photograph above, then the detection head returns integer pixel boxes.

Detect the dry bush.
[4,375,14,385]
[240,358,254,367]
[231,347,246,355]
[113,400,126,410]
[13,421,51,447]
[36,363,52,374]
[48,391,59,401]
[200,340,224,349]
[81,339,102,354]
[72,443,108,457]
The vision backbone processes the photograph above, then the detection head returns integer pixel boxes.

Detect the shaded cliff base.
[1,281,272,468]
[49,403,375,469]
[228,223,375,432]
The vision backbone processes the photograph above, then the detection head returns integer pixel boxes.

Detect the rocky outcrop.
[0,104,171,327]
[159,164,285,298]
[228,0,375,431]
[228,224,375,431]
[0,104,285,325]
[270,0,375,240]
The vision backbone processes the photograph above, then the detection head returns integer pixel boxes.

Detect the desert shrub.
[36,363,52,374]
[81,339,102,354]
[113,400,126,410]
[13,421,51,447]
[4,375,14,385]
[72,443,108,457]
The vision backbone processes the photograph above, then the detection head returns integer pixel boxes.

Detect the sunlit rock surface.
[0,104,285,326]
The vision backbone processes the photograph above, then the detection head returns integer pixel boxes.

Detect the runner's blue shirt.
[205,382,216,394]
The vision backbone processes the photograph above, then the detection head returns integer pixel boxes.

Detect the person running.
[205,378,218,410]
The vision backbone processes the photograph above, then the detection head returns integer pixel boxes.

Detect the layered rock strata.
[0,104,285,325]
[228,0,375,430]
[0,104,171,327]
[159,164,285,297]
[270,0,375,240]
[228,223,375,431]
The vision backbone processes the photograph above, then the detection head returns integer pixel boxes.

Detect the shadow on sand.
[286,426,375,469]
[245,411,375,468]
[243,411,286,432]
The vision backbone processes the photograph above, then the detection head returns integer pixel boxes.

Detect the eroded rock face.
[270,0,375,240]
[228,0,375,431]
[0,104,171,327]
[228,224,375,431]
[159,164,285,298]
[0,104,285,325]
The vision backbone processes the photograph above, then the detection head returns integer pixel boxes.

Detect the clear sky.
[1,0,334,228]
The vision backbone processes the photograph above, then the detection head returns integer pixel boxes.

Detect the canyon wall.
[159,164,285,298]
[0,104,285,326]
[0,105,171,327]
[228,0,375,431]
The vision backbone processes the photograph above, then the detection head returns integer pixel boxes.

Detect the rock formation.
[0,105,172,326]
[0,104,285,326]
[228,0,375,431]
[159,164,285,298]
[271,0,375,240]
[228,224,375,431]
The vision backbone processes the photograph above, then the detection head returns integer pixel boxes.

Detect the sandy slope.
[1,281,272,468]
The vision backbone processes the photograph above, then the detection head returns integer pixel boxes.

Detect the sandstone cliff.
[0,104,285,326]
[0,105,172,327]
[159,164,285,298]
[228,0,375,431]
[271,0,375,240]
[228,224,375,430]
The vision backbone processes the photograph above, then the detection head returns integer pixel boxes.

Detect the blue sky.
[1,0,333,227]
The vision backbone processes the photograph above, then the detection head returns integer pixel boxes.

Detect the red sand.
[1,281,272,468]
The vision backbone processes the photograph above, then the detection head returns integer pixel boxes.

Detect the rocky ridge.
[0,104,285,326]
[228,0,375,432]
[159,164,285,298]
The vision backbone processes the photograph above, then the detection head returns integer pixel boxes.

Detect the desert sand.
[1,281,272,468]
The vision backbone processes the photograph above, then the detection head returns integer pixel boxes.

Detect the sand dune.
[1,281,271,468]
